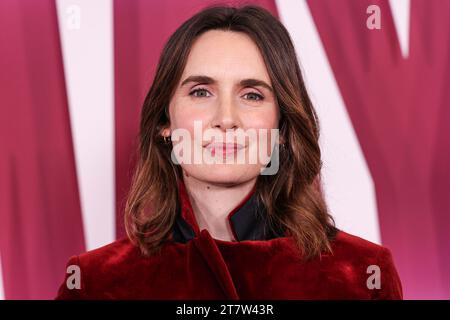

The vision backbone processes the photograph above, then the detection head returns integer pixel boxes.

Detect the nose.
[210,95,240,131]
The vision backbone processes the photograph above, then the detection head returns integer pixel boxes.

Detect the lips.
[204,142,245,156]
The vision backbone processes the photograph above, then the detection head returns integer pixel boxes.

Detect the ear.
[160,127,171,138]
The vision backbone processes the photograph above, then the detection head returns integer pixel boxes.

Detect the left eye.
[243,92,264,101]
[189,88,211,97]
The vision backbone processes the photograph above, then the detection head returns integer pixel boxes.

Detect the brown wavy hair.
[125,5,337,259]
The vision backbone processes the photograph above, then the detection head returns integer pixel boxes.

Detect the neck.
[181,171,257,241]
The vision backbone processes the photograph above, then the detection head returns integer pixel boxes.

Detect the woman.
[56,5,402,299]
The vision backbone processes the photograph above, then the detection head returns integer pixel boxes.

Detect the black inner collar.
[172,191,286,243]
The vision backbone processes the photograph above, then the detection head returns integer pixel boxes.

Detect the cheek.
[243,108,280,157]
[243,107,279,130]
[170,102,211,133]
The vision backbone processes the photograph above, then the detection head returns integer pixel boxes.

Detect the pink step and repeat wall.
[0,0,449,299]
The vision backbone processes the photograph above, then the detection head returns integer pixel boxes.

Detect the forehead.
[181,30,271,82]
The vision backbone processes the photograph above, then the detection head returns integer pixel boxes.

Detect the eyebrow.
[180,75,273,92]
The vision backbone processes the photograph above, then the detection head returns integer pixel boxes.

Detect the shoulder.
[331,230,388,255]
[77,237,139,268]
[71,237,143,277]
[326,230,403,299]
[329,230,398,272]
[55,237,144,299]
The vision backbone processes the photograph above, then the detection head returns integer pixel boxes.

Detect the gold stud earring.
[163,135,171,144]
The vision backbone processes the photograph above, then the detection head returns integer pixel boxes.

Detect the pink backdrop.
[0,0,448,299]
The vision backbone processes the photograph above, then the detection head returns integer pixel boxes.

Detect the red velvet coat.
[55,181,403,300]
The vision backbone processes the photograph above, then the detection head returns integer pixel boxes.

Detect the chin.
[182,164,262,185]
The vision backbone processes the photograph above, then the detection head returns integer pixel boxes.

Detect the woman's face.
[164,30,280,186]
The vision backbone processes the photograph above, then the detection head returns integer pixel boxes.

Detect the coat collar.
[172,179,286,243]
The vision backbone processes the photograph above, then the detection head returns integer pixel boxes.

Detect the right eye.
[189,88,212,98]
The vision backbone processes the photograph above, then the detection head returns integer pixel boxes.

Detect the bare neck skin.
[182,171,257,241]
